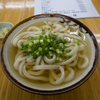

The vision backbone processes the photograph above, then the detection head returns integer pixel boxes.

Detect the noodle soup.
[1,14,98,94]
[10,18,91,85]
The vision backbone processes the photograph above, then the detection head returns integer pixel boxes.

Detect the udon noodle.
[11,19,89,85]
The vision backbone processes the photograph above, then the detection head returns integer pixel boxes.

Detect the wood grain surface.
[0,0,100,100]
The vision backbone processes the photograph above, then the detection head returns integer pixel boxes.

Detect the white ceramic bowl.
[0,14,99,95]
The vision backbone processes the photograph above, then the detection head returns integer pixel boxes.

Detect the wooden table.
[0,0,100,100]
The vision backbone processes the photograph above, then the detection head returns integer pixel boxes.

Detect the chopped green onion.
[33,40,36,44]
[56,57,59,60]
[21,34,69,61]
[48,28,50,30]
[28,48,32,52]
[47,39,50,42]
[68,56,71,59]
[33,54,38,59]
[56,49,60,54]
[50,39,53,42]
[73,39,80,45]
[42,30,46,35]
[55,60,58,63]
[59,43,63,46]
[38,47,42,51]
[72,44,75,46]
[63,40,67,44]
[59,58,62,62]
[36,52,39,55]
[49,51,53,56]
[23,42,28,46]
[50,47,54,50]
[66,49,72,53]
[29,42,33,46]
[61,31,64,33]
[38,35,43,40]
[28,36,34,40]
[23,51,26,53]
[45,47,48,51]
[56,57,62,62]
[45,35,47,38]
[63,50,66,55]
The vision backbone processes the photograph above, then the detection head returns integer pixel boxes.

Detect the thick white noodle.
[18,61,25,77]
[17,39,27,49]
[70,30,78,35]
[59,25,68,32]
[14,54,28,70]
[57,34,65,40]
[27,69,44,76]
[15,50,23,60]
[42,25,50,29]
[43,54,56,64]
[77,53,89,69]
[49,66,65,85]
[57,54,77,65]
[33,65,60,70]
[12,31,41,46]
[65,43,73,47]
[54,33,82,41]
[31,57,45,76]
[67,59,77,67]
[79,44,84,51]
[65,43,79,56]
[35,56,42,65]
[27,26,41,31]
[26,56,35,62]
[23,66,49,81]
[46,30,51,35]
[27,61,44,76]
[64,67,75,82]
[51,24,63,33]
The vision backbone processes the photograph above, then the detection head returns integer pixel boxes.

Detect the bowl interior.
[2,17,96,91]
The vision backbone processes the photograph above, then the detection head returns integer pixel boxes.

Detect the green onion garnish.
[73,39,80,45]
[68,56,71,59]
[21,34,67,61]
[48,28,50,30]
[28,36,34,40]
[42,30,46,35]
[61,31,64,33]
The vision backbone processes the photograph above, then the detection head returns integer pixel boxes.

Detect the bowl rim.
[0,22,14,39]
[0,13,99,95]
